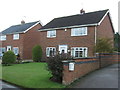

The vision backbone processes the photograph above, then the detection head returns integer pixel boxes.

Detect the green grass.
[2,63,65,88]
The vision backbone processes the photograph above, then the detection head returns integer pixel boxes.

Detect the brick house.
[0,21,42,59]
[38,9,114,60]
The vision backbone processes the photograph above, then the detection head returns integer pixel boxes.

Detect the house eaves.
[39,23,98,31]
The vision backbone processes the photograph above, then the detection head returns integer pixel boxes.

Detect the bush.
[32,45,42,62]
[47,53,73,83]
[94,38,114,53]
[2,51,16,66]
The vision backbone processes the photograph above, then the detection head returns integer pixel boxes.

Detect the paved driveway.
[70,64,119,88]
[0,80,20,89]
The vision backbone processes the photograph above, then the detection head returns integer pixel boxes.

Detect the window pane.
[13,34,19,40]
[71,27,87,36]
[46,47,56,57]
[75,51,79,57]
[0,35,6,40]
[79,51,83,57]
[13,47,19,55]
[72,47,88,58]
[47,30,56,37]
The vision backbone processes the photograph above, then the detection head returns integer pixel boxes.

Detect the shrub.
[32,45,42,62]
[2,51,16,66]
[47,53,73,83]
[94,38,114,53]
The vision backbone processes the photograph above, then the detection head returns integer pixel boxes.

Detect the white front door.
[7,46,12,51]
[59,45,68,54]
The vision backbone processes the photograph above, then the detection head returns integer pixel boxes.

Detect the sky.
[0,0,119,33]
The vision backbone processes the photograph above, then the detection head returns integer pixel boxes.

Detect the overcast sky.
[0,0,119,33]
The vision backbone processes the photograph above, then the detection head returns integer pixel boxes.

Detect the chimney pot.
[80,9,85,14]
[21,20,25,24]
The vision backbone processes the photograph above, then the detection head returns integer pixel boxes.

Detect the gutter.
[38,23,98,31]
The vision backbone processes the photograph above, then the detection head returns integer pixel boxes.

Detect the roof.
[40,9,109,31]
[1,21,41,35]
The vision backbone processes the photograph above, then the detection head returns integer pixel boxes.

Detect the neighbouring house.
[38,9,114,60]
[0,21,42,60]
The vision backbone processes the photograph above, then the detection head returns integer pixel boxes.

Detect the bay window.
[71,47,88,58]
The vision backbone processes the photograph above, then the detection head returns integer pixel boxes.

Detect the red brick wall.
[39,26,96,61]
[98,53,119,68]
[97,14,114,46]
[39,14,114,61]
[23,24,42,59]
[62,58,99,85]
[62,53,119,85]
[1,33,24,59]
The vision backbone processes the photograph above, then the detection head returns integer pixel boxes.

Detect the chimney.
[80,9,85,14]
[21,20,25,24]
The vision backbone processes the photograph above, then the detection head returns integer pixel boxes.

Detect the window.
[46,47,56,57]
[71,47,88,58]
[0,47,6,56]
[13,34,19,40]
[47,30,56,38]
[71,27,87,36]
[0,35,6,41]
[13,47,19,55]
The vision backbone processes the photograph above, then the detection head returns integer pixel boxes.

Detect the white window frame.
[46,47,56,57]
[71,27,87,36]
[71,47,88,58]
[13,47,19,55]
[0,35,6,41]
[13,34,19,40]
[47,30,56,38]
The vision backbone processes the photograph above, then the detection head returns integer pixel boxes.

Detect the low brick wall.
[62,53,119,85]
[98,53,120,68]
[62,58,99,85]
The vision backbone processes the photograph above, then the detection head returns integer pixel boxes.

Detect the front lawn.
[2,63,65,88]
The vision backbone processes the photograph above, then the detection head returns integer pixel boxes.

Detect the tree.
[2,51,16,66]
[94,38,114,53]
[32,45,42,62]
[114,33,120,52]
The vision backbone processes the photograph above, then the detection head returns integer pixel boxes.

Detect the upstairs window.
[13,34,19,40]
[0,35,6,41]
[47,30,56,38]
[46,47,56,57]
[71,27,87,36]
[71,47,88,58]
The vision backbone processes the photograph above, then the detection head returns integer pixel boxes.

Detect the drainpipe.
[95,26,97,45]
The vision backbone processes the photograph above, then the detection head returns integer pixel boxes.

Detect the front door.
[59,45,68,54]
[7,46,12,51]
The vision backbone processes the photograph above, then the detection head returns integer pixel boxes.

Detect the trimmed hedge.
[32,45,42,62]
[2,51,16,66]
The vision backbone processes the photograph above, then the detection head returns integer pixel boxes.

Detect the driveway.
[0,80,20,89]
[70,64,119,88]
